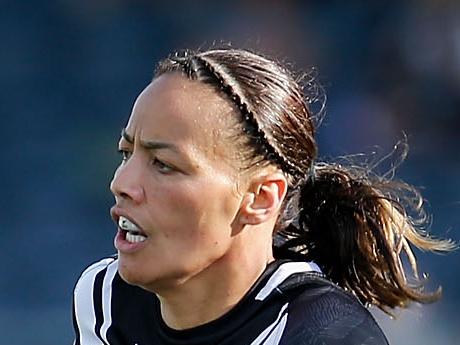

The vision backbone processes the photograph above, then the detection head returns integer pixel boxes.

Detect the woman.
[72,48,454,345]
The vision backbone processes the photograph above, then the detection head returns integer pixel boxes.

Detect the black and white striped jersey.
[72,257,389,345]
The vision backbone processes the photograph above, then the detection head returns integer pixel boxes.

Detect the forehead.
[126,73,236,156]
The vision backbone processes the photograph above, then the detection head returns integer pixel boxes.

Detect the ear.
[238,171,288,226]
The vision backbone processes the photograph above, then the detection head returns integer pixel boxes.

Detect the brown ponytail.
[275,160,456,313]
[154,47,456,314]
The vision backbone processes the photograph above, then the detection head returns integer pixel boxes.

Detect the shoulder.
[72,256,158,344]
[72,256,120,343]
[280,275,389,345]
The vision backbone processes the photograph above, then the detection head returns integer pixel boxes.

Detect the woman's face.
[110,73,246,290]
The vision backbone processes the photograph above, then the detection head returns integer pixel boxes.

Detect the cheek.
[148,177,239,250]
[121,174,242,287]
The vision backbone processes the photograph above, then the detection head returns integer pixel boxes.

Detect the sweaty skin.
[110,73,288,329]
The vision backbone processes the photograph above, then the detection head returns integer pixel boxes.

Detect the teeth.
[118,216,140,232]
[126,232,147,243]
[118,216,147,243]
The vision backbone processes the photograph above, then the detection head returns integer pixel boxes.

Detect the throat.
[154,257,270,330]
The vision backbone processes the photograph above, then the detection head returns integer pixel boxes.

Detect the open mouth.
[118,216,148,243]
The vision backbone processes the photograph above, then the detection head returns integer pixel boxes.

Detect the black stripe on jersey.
[259,306,288,345]
[72,295,80,345]
[106,272,158,345]
[93,266,109,345]
[73,257,116,344]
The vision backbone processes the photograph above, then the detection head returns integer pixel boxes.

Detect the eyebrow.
[120,128,179,153]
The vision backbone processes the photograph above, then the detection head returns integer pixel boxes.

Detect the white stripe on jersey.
[74,257,115,345]
[249,303,288,345]
[100,259,119,344]
[263,311,288,345]
[255,261,321,301]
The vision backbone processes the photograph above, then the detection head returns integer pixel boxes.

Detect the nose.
[110,160,145,204]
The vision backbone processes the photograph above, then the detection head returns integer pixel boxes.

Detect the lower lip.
[114,229,148,253]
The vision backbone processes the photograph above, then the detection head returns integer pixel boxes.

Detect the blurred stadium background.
[1,1,459,344]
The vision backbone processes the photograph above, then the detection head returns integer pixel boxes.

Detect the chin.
[117,262,146,287]
[117,257,188,292]
[116,255,154,286]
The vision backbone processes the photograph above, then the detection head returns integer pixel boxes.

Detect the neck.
[154,239,274,330]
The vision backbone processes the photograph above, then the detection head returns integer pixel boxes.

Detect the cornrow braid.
[167,53,201,79]
[194,54,303,177]
[153,47,456,315]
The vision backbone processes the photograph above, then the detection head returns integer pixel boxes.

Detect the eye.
[152,158,174,174]
[117,149,132,162]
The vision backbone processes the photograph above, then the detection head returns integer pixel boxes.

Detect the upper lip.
[110,205,147,236]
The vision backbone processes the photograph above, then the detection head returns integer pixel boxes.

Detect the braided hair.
[154,48,456,314]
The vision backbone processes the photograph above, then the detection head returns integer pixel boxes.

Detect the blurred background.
[1,0,459,344]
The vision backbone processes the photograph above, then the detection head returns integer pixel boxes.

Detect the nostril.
[119,191,130,199]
